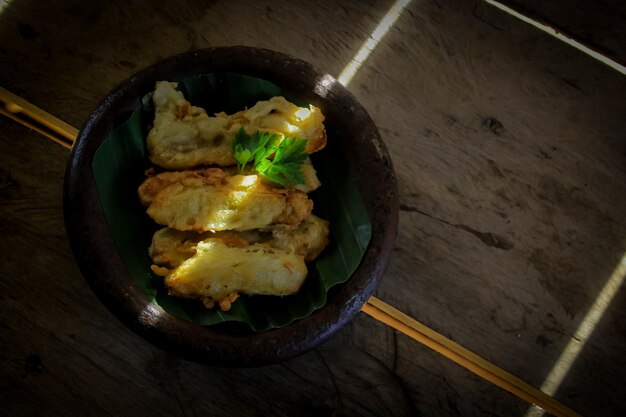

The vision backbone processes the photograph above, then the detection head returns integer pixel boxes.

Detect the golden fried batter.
[296,158,322,193]
[139,168,313,232]
[149,227,263,269]
[164,239,307,303]
[266,215,330,262]
[149,215,329,269]
[146,82,327,169]
[147,82,234,169]
[138,167,226,206]
[148,216,328,309]
[228,96,327,154]
[148,228,205,269]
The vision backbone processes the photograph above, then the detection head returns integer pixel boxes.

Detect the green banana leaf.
[92,73,371,332]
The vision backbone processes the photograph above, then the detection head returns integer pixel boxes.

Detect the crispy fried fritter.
[164,239,307,303]
[267,215,330,262]
[138,167,226,206]
[228,96,326,154]
[139,168,313,232]
[149,215,329,270]
[296,158,322,193]
[146,82,327,169]
[147,82,234,169]
[148,228,202,269]
[149,227,263,269]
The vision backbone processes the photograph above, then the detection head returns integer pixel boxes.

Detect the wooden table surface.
[1,1,625,416]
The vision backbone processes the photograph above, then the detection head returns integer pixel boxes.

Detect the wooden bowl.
[64,46,398,366]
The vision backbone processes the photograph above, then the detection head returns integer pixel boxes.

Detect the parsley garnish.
[231,128,308,186]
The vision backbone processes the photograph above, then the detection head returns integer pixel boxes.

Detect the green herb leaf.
[231,128,254,173]
[231,128,308,186]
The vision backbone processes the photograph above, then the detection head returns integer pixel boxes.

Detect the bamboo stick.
[0,86,77,146]
[362,297,582,417]
[0,107,72,149]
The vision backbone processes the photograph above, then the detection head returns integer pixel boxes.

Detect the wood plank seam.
[0,89,582,416]
[484,0,626,75]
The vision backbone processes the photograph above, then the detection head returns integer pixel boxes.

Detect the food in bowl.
[138,81,332,311]
[147,81,327,169]
[138,168,314,231]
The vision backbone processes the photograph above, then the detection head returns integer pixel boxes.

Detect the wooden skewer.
[0,86,77,147]
[0,88,583,416]
[0,107,72,149]
[362,297,582,417]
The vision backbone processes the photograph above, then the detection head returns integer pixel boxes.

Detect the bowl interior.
[91,73,372,332]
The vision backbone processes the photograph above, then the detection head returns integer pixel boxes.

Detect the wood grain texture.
[1,0,625,415]
[366,2,626,416]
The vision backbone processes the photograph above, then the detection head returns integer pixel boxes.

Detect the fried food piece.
[149,215,329,269]
[228,96,326,154]
[149,227,262,269]
[164,239,307,304]
[296,158,322,193]
[148,228,205,269]
[139,168,313,232]
[147,82,233,169]
[146,82,327,169]
[267,215,330,262]
[138,167,226,206]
